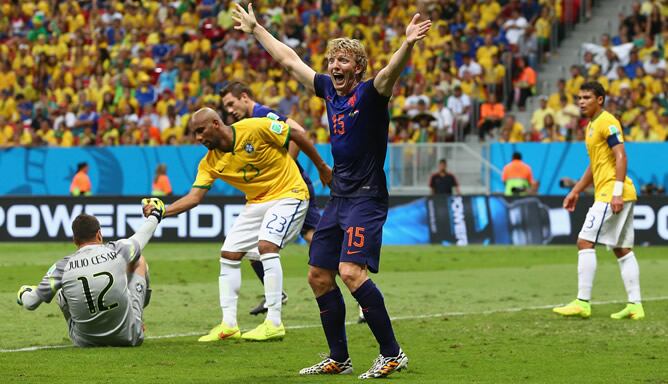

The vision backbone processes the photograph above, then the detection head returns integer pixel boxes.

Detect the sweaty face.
[327,50,361,95]
[193,119,218,150]
[222,93,249,122]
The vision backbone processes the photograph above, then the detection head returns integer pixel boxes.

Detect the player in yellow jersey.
[143,107,332,341]
[553,82,644,320]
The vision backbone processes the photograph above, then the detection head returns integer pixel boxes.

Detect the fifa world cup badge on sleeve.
[270,122,283,134]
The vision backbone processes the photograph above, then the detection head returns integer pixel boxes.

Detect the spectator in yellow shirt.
[498,115,525,143]
[535,6,552,56]
[531,95,555,131]
[629,118,663,142]
[0,61,16,92]
[0,117,13,146]
[540,114,565,142]
[480,0,502,26]
[548,79,571,110]
[565,65,584,99]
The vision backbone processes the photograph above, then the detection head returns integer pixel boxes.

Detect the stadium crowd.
[1,0,663,148]
[569,0,668,143]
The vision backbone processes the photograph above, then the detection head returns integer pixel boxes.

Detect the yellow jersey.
[585,110,637,202]
[193,118,308,204]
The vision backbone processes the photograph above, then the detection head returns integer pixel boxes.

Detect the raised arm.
[289,125,332,186]
[233,3,316,93]
[374,14,432,97]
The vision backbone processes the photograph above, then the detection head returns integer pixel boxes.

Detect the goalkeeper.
[16,199,165,347]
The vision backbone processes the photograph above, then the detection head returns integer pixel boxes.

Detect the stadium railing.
[387,142,501,196]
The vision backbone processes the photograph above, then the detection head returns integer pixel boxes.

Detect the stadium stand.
[0,0,664,149]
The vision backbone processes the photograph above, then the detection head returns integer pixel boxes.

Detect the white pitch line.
[3,296,667,353]
[0,344,72,353]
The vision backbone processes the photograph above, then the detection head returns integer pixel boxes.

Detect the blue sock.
[352,279,400,357]
[316,287,349,362]
[250,260,265,284]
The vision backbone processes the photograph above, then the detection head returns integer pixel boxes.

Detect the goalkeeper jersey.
[36,239,142,343]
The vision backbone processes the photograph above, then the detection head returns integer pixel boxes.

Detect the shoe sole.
[242,332,286,342]
[198,335,241,342]
[611,314,645,320]
[198,337,241,342]
[360,356,408,379]
[299,367,353,376]
[198,330,241,342]
[553,309,591,318]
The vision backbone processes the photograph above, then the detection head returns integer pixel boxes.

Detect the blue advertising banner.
[1,196,665,245]
[489,142,668,195]
[0,145,342,196]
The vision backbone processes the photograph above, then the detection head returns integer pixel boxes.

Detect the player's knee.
[302,229,314,244]
[576,238,594,250]
[338,263,366,290]
[307,267,335,291]
[220,251,244,261]
[258,240,280,255]
[613,247,632,258]
[307,268,324,287]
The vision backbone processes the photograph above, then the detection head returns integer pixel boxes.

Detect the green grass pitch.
[1,243,667,383]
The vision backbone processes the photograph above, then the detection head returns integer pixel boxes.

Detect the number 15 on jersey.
[332,114,346,135]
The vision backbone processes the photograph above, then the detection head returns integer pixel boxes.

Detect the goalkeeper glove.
[142,198,166,223]
[17,285,36,306]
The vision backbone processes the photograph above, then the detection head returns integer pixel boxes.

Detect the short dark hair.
[72,214,100,244]
[439,159,447,165]
[220,81,253,99]
[580,81,606,102]
[512,152,522,160]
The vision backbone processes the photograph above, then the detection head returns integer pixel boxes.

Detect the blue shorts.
[301,174,321,235]
[308,197,388,273]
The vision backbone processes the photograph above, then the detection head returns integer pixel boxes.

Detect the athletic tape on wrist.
[613,181,624,197]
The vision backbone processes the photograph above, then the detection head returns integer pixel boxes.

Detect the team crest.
[136,283,143,293]
[244,141,255,154]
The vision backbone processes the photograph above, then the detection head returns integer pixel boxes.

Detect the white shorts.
[578,201,635,248]
[222,198,308,258]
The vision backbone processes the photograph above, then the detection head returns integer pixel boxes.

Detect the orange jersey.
[152,174,172,195]
[70,171,91,194]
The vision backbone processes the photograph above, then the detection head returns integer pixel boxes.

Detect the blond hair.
[325,38,368,81]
